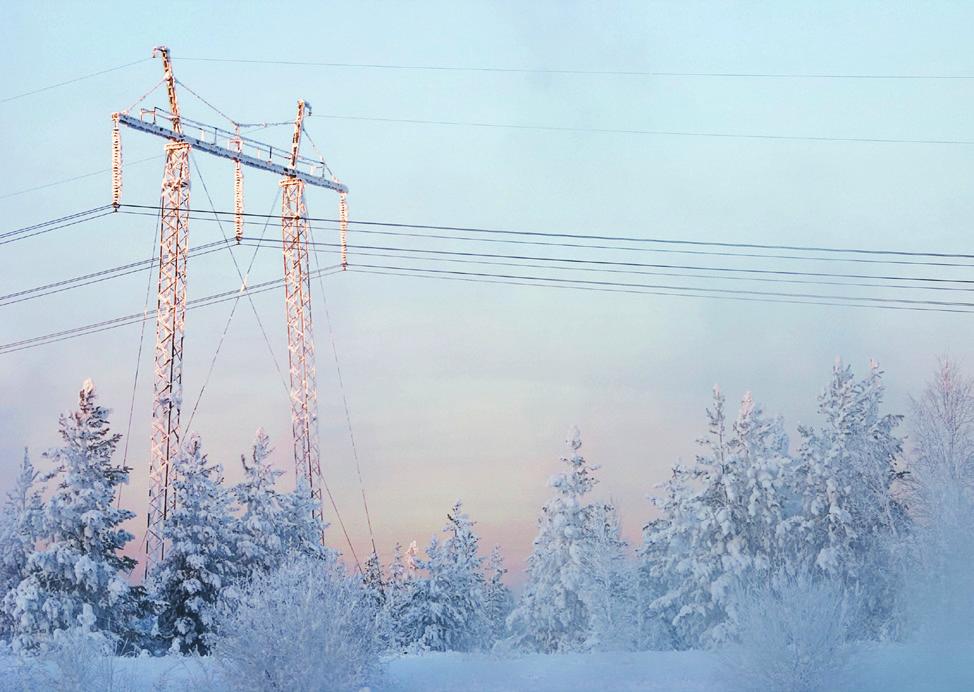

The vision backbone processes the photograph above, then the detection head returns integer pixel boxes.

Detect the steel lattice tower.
[113,53,347,574]
[281,100,323,523]
[146,139,190,571]
[146,47,190,574]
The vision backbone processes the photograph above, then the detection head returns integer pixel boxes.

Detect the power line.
[143,208,974,269]
[346,261,974,311]
[10,228,974,320]
[0,156,163,202]
[0,206,114,245]
[116,204,974,263]
[1,58,151,104]
[351,264,974,316]
[247,237,974,293]
[6,243,974,358]
[0,241,230,307]
[180,57,974,81]
[315,112,974,147]
[7,209,973,313]
[0,264,343,355]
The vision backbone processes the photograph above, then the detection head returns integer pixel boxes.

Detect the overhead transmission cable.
[343,261,974,310]
[5,248,974,358]
[115,203,974,262]
[61,207,974,286]
[245,236,974,293]
[4,252,974,357]
[6,210,974,314]
[349,264,974,316]
[314,112,974,147]
[179,57,974,80]
[0,156,162,202]
[0,263,343,354]
[0,240,229,307]
[121,206,974,269]
[1,58,152,104]
[0,206,114,244]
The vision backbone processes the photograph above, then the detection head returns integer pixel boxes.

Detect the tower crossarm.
[117,110,348,193]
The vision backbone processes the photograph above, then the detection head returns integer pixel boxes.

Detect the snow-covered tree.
[483,546,513,647]
[904,358,974,639]
[0,449,42,640]
[360,549,388,647]
[587,502,638,651]
[152,434,238,654]
[507,427,604,653]
[641,389,791,648]
[277,477,332,562]
[793,360,906,638]
[637,472,685,650]
[362,549,385,612]
[234,428,285,575]
[5,380,138,651]
[403,501,486,652]
[381,542,418,652]
[909,357,974,526]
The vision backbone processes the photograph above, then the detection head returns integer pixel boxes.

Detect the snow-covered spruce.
[507,427,623,653]
[277,476,333,561]
[381,541,420,652]
[151,434,238,654]
[483,546,514,646]
[587,502,639,651]
[0,449,42,640]
[4,380,138,652]
[403,501,487,652]
[360,548,390,648]
[792,360,907,639]
[232,428,285,576]
[641,388,791,648]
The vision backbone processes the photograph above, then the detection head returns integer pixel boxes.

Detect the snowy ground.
[2,643,972,691]
[382,651,721,691]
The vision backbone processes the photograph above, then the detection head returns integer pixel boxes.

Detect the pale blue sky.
[2,2,974,576]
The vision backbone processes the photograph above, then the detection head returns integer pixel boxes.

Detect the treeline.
[0,381,327,655]
[0,358,972,682]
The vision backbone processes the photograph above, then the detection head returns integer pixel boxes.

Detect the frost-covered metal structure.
[113,46,345,575]
[280,99,325,527]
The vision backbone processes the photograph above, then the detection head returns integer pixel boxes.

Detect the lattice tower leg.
[280,177,324,528]
[146,140,191,577]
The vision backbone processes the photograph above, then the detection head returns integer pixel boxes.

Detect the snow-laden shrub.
[10,615,134,692]
[721,571,851,692]
[209,557,381,691]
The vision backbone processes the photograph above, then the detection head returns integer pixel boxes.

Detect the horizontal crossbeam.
[118,111,348,193]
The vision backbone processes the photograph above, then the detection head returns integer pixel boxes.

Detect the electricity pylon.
[113,47,347,575]
[147,45,190,575]
[281,100,323,524]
